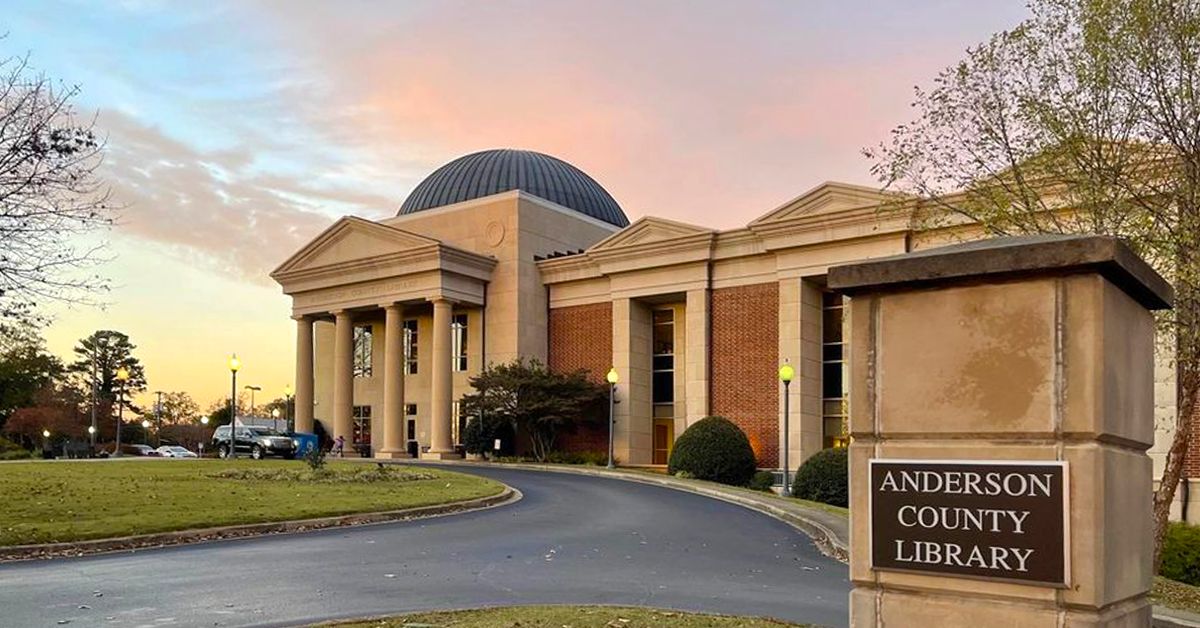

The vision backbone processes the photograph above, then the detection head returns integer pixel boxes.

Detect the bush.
[0,437,32,460]
[462,417,492,456]
[792,447,848,507]
[667,416,757,486]
[304,444,327,472]
[1161,522,1200,585]
[748,470,776,492]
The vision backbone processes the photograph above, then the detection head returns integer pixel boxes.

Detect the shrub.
[304,444,327,472]
[0,437,32,460]
[667,416,757,486]
[462,417,492,456]
[792,447,848,507]
[1161,522,1200,585]
[748,470,776,492]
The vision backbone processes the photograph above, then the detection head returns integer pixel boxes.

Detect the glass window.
[822,292,849,449]
[352,405,372,445]
[403,320,418,374]
[353,325,373,378]
[652,308,675,411]
[452,314,468,372]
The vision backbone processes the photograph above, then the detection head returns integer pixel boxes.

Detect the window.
[652,308,675,407]
[352,405,372,445]
[452,314,468,372]
[451,402,463,445]
[406,404,417,442]
[822,292,848,448]
[403,320,418,374]
[353,325,373,378]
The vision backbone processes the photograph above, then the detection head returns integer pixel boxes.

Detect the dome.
[398,149,629,227]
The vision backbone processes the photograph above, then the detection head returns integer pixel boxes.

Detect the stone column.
[293,315,315,434]
[332,310,354,453]
[685,289,709,428]
[612,297,653,465]
[829,235,1172,628]
[377,304,409,459]
[422,298,460,459]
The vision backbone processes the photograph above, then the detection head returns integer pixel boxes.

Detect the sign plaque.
[869,459,1069,586]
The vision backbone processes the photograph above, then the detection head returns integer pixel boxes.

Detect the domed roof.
[398,149,629,227]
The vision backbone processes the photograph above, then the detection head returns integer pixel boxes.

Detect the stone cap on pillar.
[828,234,1173,310]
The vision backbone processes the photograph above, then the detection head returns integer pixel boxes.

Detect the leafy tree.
[154,391,200,425]
[458,359,607,462]
[205,392,249,428]
[864,0,1200,564]
[0,321,62,430]
[3,384,88,447]
[0,47,115,326]
[68,330,146,415]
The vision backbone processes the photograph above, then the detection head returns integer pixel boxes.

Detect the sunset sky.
[6,1,1031,412]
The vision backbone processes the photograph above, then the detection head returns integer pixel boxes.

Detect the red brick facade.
[1182,399,1200,478]
[710,282,779,468]
[548,302,613,452]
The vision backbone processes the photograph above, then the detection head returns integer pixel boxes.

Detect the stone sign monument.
[829,235,1172,628]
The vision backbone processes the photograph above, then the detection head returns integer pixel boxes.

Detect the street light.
[199,415,209,457]
[271,407,280,431]
[779,360,795,497]
[606,367,619,470]
[115,366,130,457]
[228,355,241,460]
[283,384,294,434]
[141,419,151,445]
[244,385,261,416]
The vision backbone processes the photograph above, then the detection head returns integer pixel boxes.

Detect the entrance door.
[653,419,674,465]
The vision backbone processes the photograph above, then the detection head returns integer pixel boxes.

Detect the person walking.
[334,434,345,457]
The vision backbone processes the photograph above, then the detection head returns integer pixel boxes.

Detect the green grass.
[1152,576,1200,614]
[317,606,812,628]
[0,459,503,546]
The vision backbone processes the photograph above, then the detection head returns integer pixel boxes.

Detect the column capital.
[426,296,455,306]
[290,314,311,322]
[380,302,404,312]
[332,309,352,318]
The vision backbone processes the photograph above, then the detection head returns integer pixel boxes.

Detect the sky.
[4,0,1032,412]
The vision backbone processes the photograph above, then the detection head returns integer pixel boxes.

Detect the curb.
[396,459,850,562]
[0,486,519,563]
[1156,607,1200,628]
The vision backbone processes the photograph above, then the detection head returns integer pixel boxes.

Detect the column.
[612,297,652,465]
[684,289,709,428]
[293,315,315,434]
[332,310,354,453]
[378,304,409,459]
[422,298,460,459]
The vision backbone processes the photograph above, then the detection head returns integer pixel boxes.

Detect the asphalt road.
[0,466,851,628]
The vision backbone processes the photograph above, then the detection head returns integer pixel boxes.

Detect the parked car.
[104,443,159,457]
[155,445,198,458]
[212,425,296,460]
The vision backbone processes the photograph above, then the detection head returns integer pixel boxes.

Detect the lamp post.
[244,385,261,416]
[228,355,241,460]
[199,415,209,457]
[271,408,280,432]
[141,419,151,446]
[115,366,130,457]
[283,384,293,434]
[42,429,50,457]
[153,391,164,448]
[606,367,619,469]
[779,360,795,497]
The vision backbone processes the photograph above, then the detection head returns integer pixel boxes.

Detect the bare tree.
[0,47,113,326]
[865,0,1200,565]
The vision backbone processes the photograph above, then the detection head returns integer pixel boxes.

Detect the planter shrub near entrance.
[1161,522,1200,586]
[792,446,848,507]
[667,416,757,486]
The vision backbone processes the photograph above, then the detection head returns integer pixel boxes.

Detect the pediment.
[589,216,714,252]
[749,182,896,226]
[272,216,440,276]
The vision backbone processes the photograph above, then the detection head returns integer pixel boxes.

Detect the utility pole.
[154,391,164,448]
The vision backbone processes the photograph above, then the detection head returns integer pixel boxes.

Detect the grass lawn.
[318,606,812,628]
[0,459,503,546]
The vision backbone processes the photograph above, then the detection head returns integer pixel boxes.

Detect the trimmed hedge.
[1161,522,1200,586]
[792,446,848,507]
[667,416,757,486]
[748,470,776,492]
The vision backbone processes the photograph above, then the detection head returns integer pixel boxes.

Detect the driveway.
[0,465,851,628]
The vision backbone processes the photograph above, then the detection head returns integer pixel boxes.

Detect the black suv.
[213,425,296,460]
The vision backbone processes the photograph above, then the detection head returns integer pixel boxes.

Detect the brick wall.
[1182,400,1200,478]
[710,282,779,468]
[548,302,613,452]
